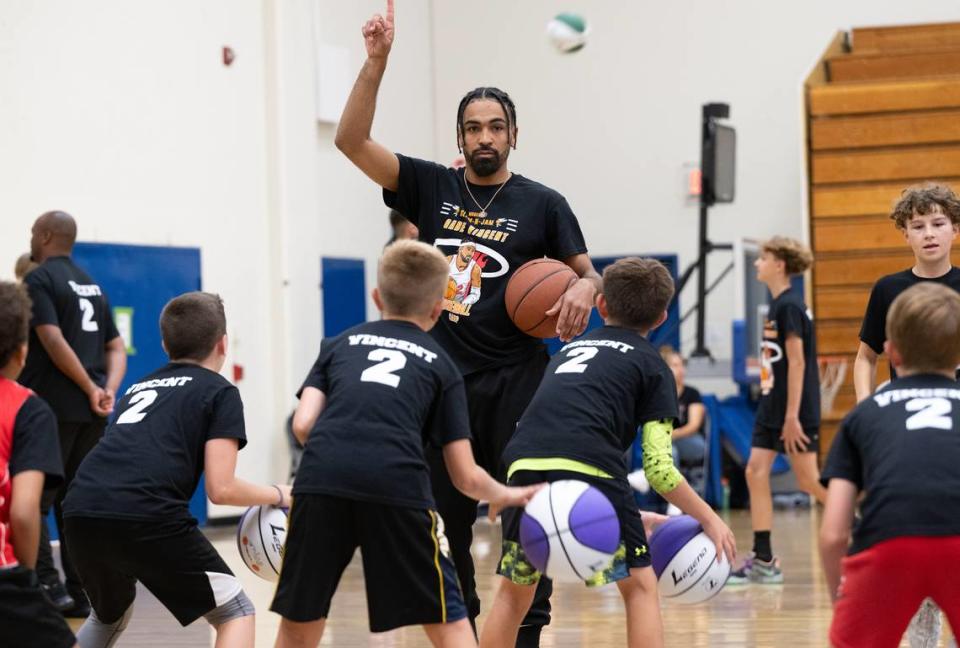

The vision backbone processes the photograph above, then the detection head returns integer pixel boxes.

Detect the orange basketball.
[505,259,578,338]
[445,277,457,300]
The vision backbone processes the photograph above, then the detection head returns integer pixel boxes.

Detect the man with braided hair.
[335,2,600,644]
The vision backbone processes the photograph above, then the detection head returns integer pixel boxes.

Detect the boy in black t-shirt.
[820,282,960,648]
[854,184,960,398]
[851,184,960,647]
[271,241,541,648]
[729,237,826,585]
[479,258,736,648]
[0,282,76,648]
[63,292,291,648]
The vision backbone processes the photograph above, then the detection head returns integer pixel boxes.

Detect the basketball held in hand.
[505,258,578,338]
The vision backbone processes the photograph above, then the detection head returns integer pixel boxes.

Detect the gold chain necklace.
[462,172,511,219]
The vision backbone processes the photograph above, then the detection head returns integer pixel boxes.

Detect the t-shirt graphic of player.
[446,241,482,307]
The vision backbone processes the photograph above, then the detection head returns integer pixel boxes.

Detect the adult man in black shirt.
[63,292,290,647]
[820,283,960,648]
[18,211,127,615]
[335,3,600,643]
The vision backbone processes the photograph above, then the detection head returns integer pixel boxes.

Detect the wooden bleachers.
[805,22,960,462]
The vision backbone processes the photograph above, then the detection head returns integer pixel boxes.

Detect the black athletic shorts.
[752,422,820,454]
[0,566,75,648]
[65,516,244,626]
[497,469,651,586]
[271,494,466,632]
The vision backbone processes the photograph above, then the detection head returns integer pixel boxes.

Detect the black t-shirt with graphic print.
[293,320,472,509]
[502,326,679,480]
[384,154,589,375]
[859,267,960,381]
[19,256,121,423]
[755,288,821,429]
[63,363,247,523]
[821,374,960,554]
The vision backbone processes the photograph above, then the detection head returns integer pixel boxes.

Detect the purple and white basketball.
[649,515,729,604]
[519,480,620,583]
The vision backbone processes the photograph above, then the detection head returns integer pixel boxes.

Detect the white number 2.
[79,298,99,332]
[360,349,407,388]
[555,347,599,374]
[116,390,158,424]
[905,397,953,431]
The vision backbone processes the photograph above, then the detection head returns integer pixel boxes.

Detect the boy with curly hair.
[729,237,826,584]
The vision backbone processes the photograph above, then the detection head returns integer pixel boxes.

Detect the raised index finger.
[386,0,394,25]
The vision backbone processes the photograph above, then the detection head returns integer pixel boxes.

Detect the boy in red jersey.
[0,281,76,648]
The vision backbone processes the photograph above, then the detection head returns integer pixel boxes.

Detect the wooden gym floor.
[64,509,956,647]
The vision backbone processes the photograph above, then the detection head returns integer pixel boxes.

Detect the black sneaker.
[62,590,91,618]
[41,582,75,612]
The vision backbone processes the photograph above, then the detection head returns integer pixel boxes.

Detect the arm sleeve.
[641,419,683,494]
[11,396,64,489]
[297,339,333,397]
[859,282,887,355]
[382,154,446,227]
[545,195,589,260]
[24,272,59,328]
[425,370,472,449]
[819,415,862,490]
[207,386,247,450]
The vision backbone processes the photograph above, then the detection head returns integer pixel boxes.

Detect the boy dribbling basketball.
[270,240,541,648]
[63,292,290,648]
[820,282,960,647]
[0,281,76,648]
[479,258,736,648]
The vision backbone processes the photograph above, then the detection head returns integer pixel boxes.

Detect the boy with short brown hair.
[821,282,960,647]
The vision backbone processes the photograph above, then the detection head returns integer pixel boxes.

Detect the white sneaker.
[666,503,682,516]
[628,469,650,494]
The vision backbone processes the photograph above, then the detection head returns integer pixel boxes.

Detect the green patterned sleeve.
[641,419,682,494]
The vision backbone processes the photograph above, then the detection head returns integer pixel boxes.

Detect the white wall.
[0,0,437,516]
[4,1,960,492]
[430,0,960,373]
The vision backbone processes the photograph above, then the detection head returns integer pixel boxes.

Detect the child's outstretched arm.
[292,386,327,446]
[205,438,292,508]
[819,478,857,603]
[442,439,543,518]
[641,419,737,564]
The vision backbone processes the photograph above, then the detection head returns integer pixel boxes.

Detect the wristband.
[273,484,284,507]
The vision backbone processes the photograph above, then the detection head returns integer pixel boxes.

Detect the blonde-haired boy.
[821,282,960,647]
[729,237,826,584]
[272,240,540,648]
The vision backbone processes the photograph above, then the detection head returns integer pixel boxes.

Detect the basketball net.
[818,356,848,417]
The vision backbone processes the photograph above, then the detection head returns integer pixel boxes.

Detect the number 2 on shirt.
[116,390,158,424]
[360,349,407,388]
[905,397,953,431]
[79,298,99,332]
[555,347,598,374]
